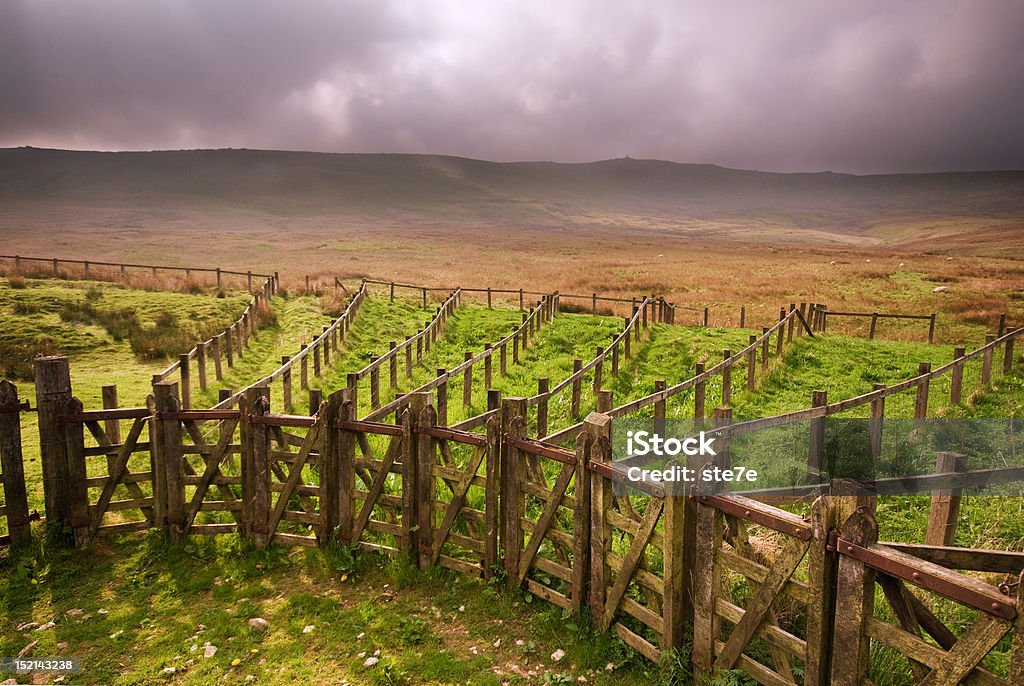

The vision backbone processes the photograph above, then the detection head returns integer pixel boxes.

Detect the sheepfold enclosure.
[4,352,1024,685]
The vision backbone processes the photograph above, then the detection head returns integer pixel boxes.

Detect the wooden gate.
[586,413,689,662]
[503,426,590,613]
[692,493,837,686]
[416,405,499,578]
[62,397,156,546]
[176,408,244,537]
[831,507,1024,685]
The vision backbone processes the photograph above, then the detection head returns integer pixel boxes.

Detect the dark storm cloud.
[1,0,1023,172]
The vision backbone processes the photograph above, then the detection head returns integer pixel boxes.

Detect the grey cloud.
[1,0,1022,172]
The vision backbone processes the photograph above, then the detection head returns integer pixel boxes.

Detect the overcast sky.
[2,1,1023,173]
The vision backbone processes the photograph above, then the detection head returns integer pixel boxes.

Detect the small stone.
[357,652,366,658]
[578,677,588,683]
[246,677,256,682]
[57,642,68,651]
[36,621,56,631]
[303,625,315,634]
[932,286,948,292]
[162,667,176,674]
[515,639,525,647]
[190,645,198,652]
[204,645,217,658]
[97,608,109,615]
[356,632,365,639]
[373,649,380,657]
[363,657,379,668]
[16,622,39,631]
[605,662,615,671]
[551,649,565,662]
[458,605,465,612]
[470,646,478,655]
[898,262,905,267]
[493,639,501,648]
[17,640,38,658]
[248,617,270,631]
[66,608,83,616]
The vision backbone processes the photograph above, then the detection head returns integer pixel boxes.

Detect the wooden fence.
[3,351,1024,684]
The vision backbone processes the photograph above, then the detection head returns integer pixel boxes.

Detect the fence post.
[635,307,641,342]
[240,386,270,549]
[309,389,323,416]
[0,381,31,545]
[512,326,519,364]
[915,362,931,419]
[369,355,380,409]
[389,341,398,389]
[500,340,508,375]
[624,318,631,359]
[417,402,438,569]
[416,331,423,364]
[335,388,356,547]
[662,458,690,651]
[570,425,592,614]
[405,336,413,378]
[787,303,796,342]
[281,356,292,412]
[777,307,786,356]
[212,334,223,380]
[313,340,322,378]
[500,397,527,586]
[463,351,473,408]
[597,389,613,414]
[592,293,597,315]
[319,391,342,548]
[586,411,613,624]
[436,368,448,426]
[694,363,706,423]
[35,356,73,530]
[537,378,549,438]
[322,328,330,366]
[225,328,234,368]
[721,349,732,407]
[982,334,995,385]
[571,359,583,419]
[300,346,309,390]
[62,397,90,547]
[925,452,967,546]
[950,347,966,404]
[747,335,757,391]
[611,339,619,375]
[830,506,878,685]
[703,307,709,327]
[869,312,878,340]
[761,326,770,369]
[808,390,827,474]
[1005,332,1017,375]
[739,306,745,328]
[484,343,493,388]
[928,313,937,344]
[869,383,885,461]
[196,343,208,392]
[804,496,841,686]
[402,392,429,562]
[179,354,191,410]
[654,379,666,422]
[154,382,185,543]
[593,346,604,393]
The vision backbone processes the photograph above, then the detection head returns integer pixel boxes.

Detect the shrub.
[12,300,42,315]
[0,336,59,380]
[7,276,27,289]
[95,308,140,341]
[129,310,195,360]
[59,300,98,324]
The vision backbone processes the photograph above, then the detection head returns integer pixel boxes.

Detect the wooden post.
[234,322,243,359]
[512,326,519,364]
[240,387,270,548]
[35,356,73,528]
[721,349,732,407]
[928,313,937,343]
[369,355,380,410]
[571,358,583,419]
[0,381,31,545]
[416,331,423,363]
[593,346,604,393]
[925,452,967,546]
[1004,332,1016,375]
[313,341,321,377]
[982,334,995,385]
[179,354,191,410]
[869,383,885,462]
[519,288,524,311]
[300,345,309,390]
[389,341,398,389]
[787,303,796,342]
[662,458,690,650]
[333,388,356,547]
[592,293,597,315]
[487,287,492,308]
[405,336,413,378]
[703,307,709,327]
[693,362,706,422]
[586,411,613,622]
[777,308,786,356]
[500,340,507,374]
[624,318,631,358]
[808,390,827,474]
[739,305,746,328]
[308,389,323,416]
[537,377,549,438]
[225,327,234,368]
[317,390,341,548]
[436,368,448,426]
[798,302,807,337]
[463,351,473,408]
[747,334,757,391]
[321,328,330,366]
[654,379,666,421]
[61,396,89,547]
[950,347,966,404]
[154,382,185,543]
[216,268,222,289]
[281,356,292,412]
[804,497,841,686]
[761,326,770,369]
[830,507,878,685]
[421,287,427,309]
[196,342,207,392]
[522,312,530,348]
[499,397,527,584]
[212,334,223,380]
[869,312,878,340]
[915,362,931,419]
[597,389,613,414]
[484,343,493,388]
[101,384,121,445]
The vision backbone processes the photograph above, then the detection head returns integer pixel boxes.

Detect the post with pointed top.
[586,409,612,623]
[154,381,185,543]
[240,386,270,548]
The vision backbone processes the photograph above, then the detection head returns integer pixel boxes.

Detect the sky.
[2,0,1023,174]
